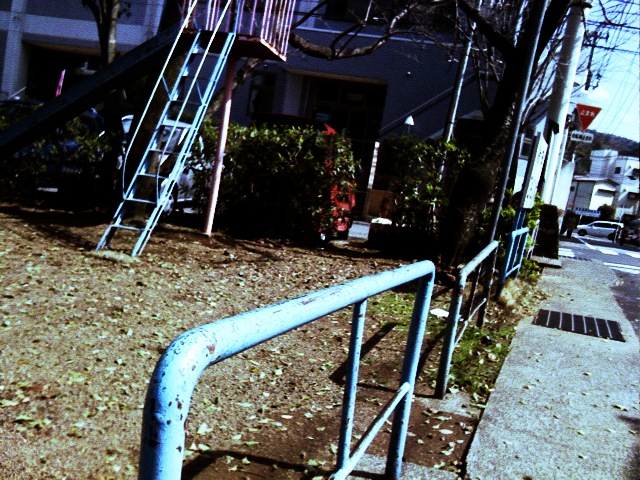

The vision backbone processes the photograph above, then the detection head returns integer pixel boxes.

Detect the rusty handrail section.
[139,261,435,479]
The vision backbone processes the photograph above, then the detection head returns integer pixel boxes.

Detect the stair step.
[137,171,170,178]
[110,224,145,232]
[124,197,158,205]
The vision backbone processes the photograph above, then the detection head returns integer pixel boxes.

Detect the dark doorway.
[303,76,387,216]
[26,46,100,101]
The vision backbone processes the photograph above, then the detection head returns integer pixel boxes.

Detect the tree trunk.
[437,0,571,268]
[123,0,187,219]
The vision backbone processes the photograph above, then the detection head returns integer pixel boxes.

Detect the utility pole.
[540,1,592,204]
[443,0,481,142]
[487,0,547,242]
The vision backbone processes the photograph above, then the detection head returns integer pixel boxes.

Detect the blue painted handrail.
[434,241,499,399]
[139,261,435,479]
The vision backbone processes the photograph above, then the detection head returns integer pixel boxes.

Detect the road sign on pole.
[576,103,601,131]
[570,130,594,143]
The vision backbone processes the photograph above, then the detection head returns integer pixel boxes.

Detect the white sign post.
[520,134,548,209]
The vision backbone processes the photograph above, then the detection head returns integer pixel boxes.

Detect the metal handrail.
[139,261,436,479]
[434,241,499,399]
[499,226,530,285]
[185,0,295,58]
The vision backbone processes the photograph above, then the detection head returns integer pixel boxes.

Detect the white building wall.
[0,0,165,100]
[589,188,615,210]
[614,157,639,186]
[589,149,617,176]
[552,161,575,212]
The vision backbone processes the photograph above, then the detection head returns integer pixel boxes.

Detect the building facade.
[0,1,491,212]
[567,150,640,220]
[0,1,163,100]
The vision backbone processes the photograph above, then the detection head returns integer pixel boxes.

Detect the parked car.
[576,220,623,240]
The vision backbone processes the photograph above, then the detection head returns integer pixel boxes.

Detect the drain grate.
[533,309,625,342]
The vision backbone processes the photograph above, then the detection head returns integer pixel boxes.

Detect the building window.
[247,72,276,116]
[323,0,454,31]
[614,167,621,174]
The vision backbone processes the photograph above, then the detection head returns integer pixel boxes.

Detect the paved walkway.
[466,257,639,480]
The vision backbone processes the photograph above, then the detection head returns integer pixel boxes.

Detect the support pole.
[540,1,591,204]
[203,56,237,236]
[487,0,547,243]
[444,0,482,142]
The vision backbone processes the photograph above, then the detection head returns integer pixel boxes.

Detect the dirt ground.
[0,202,545,479]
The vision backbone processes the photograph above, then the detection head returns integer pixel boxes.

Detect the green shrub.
[0,104,110,203]
[191,120,357,240]
[374,135,467,253]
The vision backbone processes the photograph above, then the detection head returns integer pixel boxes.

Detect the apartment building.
[0,1,163,100]
[0,1,490,212]
[568,150,640,220]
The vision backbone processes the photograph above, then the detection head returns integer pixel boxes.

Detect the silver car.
[576,220,623,240]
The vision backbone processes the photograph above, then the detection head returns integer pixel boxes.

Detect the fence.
[434,241,499,399]
[499,226,531,286]
[139,261,436,479]
[184,0,296,59]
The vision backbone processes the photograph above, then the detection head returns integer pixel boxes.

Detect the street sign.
[576,103,601,131]
[570,130,594,143]
[575,207,600,217]
[520,134,547,210]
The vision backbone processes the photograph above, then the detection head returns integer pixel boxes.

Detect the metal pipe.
[333,383,411,480]
[434,241,499,398]
[202,55,236,236]
[336,300,368,469]
[500,226,530,284]
[385,274,434,478]
[139,261,435,479]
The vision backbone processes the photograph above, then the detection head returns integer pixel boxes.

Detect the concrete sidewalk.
[466,258,640,479]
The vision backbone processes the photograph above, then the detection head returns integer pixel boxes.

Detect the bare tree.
[205,0,633,264]
[81,1,131,67]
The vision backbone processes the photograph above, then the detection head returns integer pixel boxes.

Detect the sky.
[575,1,640,143]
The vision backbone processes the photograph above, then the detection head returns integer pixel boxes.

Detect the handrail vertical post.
[500,229,518,285]
[477,248,498,327]
[385,275,434,479]
[434,275,466,399]
[337,300,368,469]
[435,240,499,398]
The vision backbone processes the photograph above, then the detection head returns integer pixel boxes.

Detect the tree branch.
[288,0,419,60]
[457,0,516,59]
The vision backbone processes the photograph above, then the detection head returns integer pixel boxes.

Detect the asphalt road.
[559,235,640,338]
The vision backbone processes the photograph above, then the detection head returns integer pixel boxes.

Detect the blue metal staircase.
[97,0,238,256]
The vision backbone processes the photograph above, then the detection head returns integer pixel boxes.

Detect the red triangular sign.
[576,104,601,131]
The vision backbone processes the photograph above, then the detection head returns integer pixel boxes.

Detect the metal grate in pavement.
[533,309,625,342]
